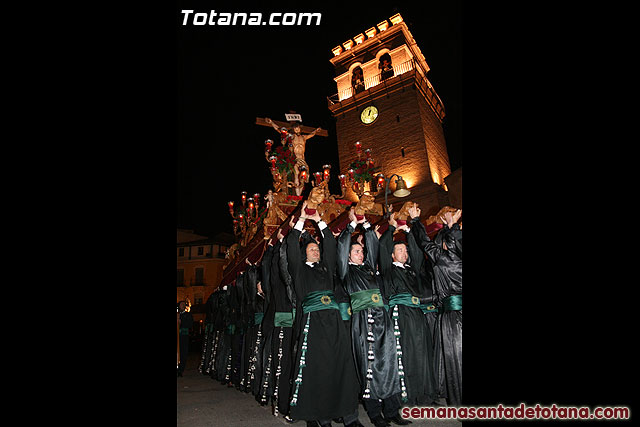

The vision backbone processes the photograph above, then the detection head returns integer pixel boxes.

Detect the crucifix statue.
[256,114,328,195]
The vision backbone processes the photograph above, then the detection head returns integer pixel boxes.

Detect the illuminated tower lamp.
[389,13,403,25]
[353,33,365,45]
[365,27,377,39]
[332,45,343,57]
[383,174,411,218]
[322,164,331,181]
[377,20,389,32]
[342,39,354,51]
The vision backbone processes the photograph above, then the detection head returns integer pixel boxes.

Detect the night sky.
[177,1,462,239]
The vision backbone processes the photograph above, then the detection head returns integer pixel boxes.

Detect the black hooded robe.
[417,257,445,401]
[412,219,462,407]
[379,225,438,406]
[253,245,275,404]
[240,264,260,393]
[210,287,229,381]
[261,238,297,415]
[337,222,402,420]
[199,290,219,375]
[229,274,246,387]
[286,221,359,422]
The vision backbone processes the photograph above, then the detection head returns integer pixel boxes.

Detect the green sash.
[442,294,462,311]
[254,312,265,325]
[302,290,339,314]
[349,288,384,313]
[388,292,422,309]
[274,311,295,327]
[420,303,438,314]
[338,302,351,320]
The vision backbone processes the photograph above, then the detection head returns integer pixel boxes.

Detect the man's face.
[293,126,301,135]
[179,302,186,311]
[349,243,364,265]
[391,243,408,264]
[306,243,321,263]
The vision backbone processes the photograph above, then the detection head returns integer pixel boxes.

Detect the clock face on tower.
[360,105,379,124]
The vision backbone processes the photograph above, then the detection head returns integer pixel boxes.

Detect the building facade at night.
[177,229,233,329]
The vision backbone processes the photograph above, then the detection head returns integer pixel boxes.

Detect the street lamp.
[382,173,411,218]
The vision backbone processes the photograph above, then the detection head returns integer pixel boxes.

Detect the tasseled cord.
[363,308,375,398]
[392,305,409,403]
[290,314,310,406]
[273,327,285,416]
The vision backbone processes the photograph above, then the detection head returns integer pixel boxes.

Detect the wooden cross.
[255,113,328,137]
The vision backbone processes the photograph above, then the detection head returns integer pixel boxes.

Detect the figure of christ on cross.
[262,117,325,195]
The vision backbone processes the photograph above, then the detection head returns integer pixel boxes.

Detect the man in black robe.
[199,290,219,375]
[233,274,248,387]
[337,208,404,427]
[379,210,438,410]
[410,207,462,407]
[286,203,362,427]
[261,227,297,417]
[210,286,229,380]
[240,262,261,393]
[177,300,193,377]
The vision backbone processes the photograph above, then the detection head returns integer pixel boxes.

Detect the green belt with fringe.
[274,310,295,327]
[349,288,384,314]
[388,292,422,309]
[442,294,462,311]
[302,290,339,314]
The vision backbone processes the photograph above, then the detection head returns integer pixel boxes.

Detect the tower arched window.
[379,53,393,80]
[351,66,365,94]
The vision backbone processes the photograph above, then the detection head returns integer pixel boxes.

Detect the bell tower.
[327,13,452,217]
